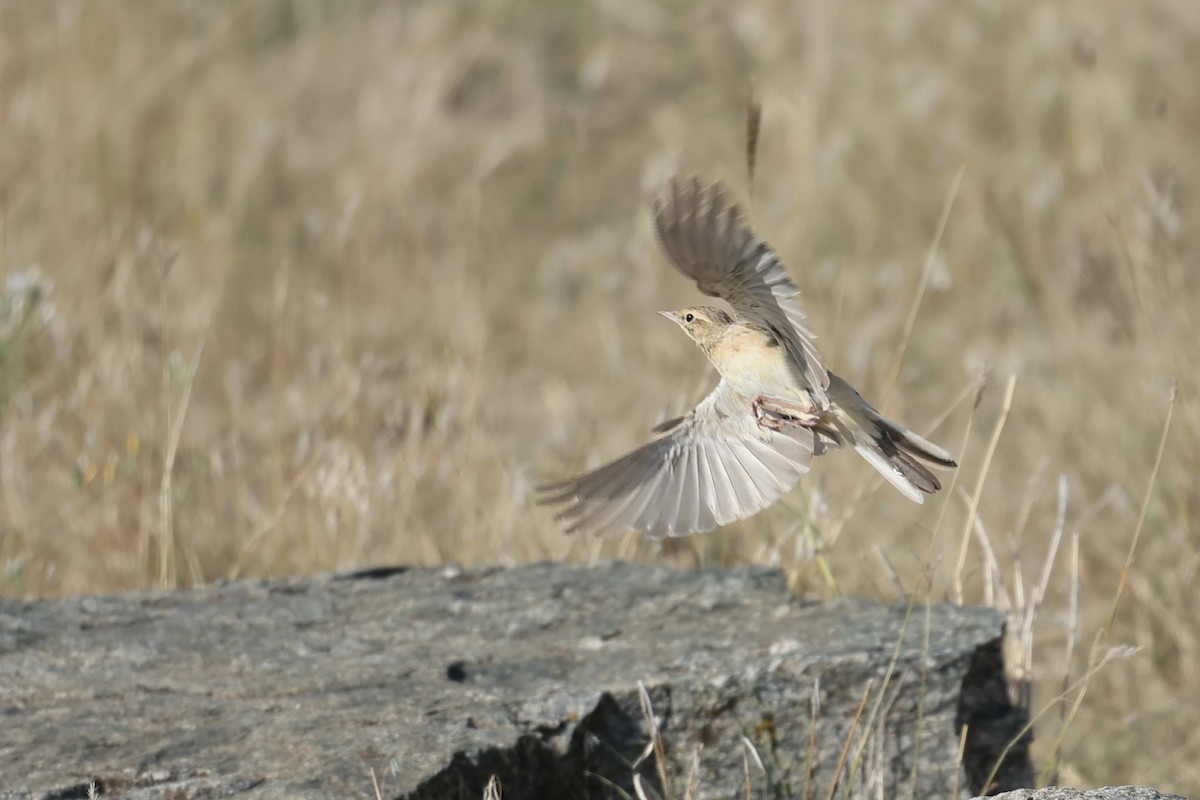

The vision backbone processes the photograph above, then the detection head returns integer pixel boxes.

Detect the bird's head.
[657,305,733,350]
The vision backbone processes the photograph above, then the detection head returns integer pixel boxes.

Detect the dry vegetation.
[1,0,1198,793]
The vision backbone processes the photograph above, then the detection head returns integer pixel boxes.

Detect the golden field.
[1,0,1198,793]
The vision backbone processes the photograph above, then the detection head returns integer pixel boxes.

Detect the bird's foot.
[753,397,821,431]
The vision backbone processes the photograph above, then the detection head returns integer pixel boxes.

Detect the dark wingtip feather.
[876,435,941,495]
[651,416,686,434]
[894,451,941,494]
[534,480,581,504]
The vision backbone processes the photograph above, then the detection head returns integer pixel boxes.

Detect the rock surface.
[1,561,1032,799]
[982,789,1186,800]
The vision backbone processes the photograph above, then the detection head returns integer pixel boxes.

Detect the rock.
[981,788,1186,800]
[1,561,1031,799]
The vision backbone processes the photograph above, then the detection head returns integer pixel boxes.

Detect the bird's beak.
[656,310,678,323]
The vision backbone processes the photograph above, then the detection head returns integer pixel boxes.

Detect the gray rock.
[0,561,1031,799]
[982,788,1186,800]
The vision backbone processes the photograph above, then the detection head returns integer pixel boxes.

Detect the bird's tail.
[825,374,957,504]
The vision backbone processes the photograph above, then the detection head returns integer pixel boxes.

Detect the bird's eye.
[684,313,695,323]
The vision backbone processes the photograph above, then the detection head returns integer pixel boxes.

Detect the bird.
[539,177,957,538]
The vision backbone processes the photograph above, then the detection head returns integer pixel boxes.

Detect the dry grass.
[2,0,1198,793]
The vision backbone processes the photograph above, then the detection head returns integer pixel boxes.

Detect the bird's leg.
[753,396,822,431]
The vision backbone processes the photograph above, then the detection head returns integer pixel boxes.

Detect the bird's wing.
[538,381,815,538]
[653,176,830,407]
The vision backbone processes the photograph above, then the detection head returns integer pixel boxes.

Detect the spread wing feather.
[653,177,830,407]
[538,381,815,538]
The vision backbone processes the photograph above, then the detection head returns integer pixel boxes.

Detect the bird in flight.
[540,177,957,538]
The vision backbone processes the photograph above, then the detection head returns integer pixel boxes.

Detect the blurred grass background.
[1,0,1198,792]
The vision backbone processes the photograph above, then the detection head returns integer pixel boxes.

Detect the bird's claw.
[753,397,821,432]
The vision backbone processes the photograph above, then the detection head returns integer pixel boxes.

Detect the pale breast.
[709,324,813,401]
